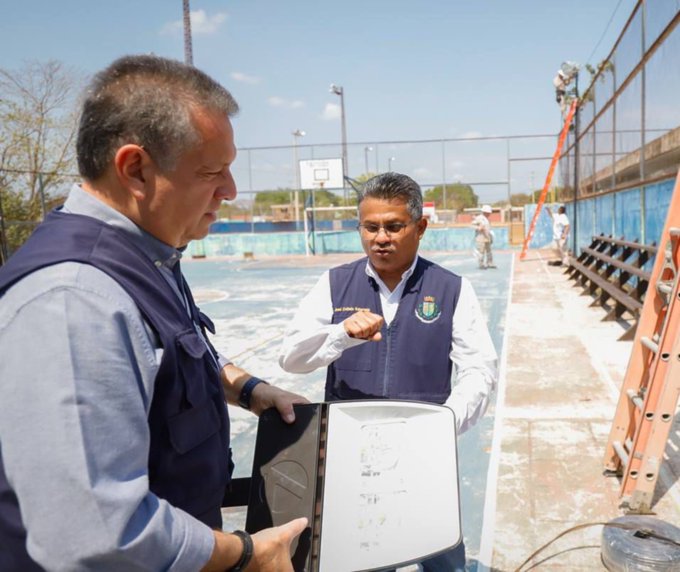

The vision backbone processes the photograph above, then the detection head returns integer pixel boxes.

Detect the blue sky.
[0,0,637,200]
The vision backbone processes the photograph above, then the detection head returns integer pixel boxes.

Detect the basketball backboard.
[299,158,344,190]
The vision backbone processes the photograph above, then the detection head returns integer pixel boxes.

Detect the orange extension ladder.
[519,99,578,261]
[603,169,680,513]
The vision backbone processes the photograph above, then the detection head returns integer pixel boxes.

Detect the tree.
[252,187,354,220]
[217,200,250,220]
[0,60,82,260]
[253,189,293,216]
[424,183,478,210]
[504,192,534,207]
[498,186,566,208]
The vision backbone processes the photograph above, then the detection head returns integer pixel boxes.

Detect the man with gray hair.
[280,172,497,571]
[0,55,308,571]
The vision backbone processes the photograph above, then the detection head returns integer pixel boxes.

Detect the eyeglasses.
[357,222,412,237]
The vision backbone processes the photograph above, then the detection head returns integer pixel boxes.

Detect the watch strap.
[228,529,253,572]
[238,376,268,410]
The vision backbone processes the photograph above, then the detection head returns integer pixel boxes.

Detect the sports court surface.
[186,249,680,570]
[184,250,511,570]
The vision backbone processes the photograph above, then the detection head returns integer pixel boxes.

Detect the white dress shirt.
[279,256,498,434]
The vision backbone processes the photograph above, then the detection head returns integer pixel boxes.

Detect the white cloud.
[231,71,261,85]
[460,131,482,139]
[413,167,431,178]
[267,96,305,109]
[321,102,341,120]
[268,96,285,107]
[161,10,227,36]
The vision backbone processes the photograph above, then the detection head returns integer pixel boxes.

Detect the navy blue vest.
[326,257,461,403]
[0,210,232,571]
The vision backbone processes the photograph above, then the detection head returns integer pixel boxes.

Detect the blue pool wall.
[524,177,674,253]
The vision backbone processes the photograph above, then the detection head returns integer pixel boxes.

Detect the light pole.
[292,129,305,223]
[388,156,396,172]
[182,0,193,66]
[330,83,347,202]
[364,146,373,174]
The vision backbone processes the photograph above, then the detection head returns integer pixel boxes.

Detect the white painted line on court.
[477,253,515,571]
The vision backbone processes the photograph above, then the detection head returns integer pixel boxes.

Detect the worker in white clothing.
[546,205,570,266]
[472,204,495,269]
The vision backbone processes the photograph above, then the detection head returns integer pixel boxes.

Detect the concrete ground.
[200,249,680,571]
[487,250,680,571]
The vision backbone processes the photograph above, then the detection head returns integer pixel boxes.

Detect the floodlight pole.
[572,71,580,258]
[330,84,348,203]
[183,0,193,66]
[364,146,373,174]
[292,129,305,224]
[441,139,447,210]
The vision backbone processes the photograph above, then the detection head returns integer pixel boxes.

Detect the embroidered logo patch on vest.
[415,295,441,323]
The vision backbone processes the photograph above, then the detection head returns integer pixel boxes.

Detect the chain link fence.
[234,133,557,215]
[558,0,680,250]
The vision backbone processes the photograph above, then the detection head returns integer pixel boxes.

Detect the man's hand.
[204,518,308,572]
[221,364,309,423]
[250,518,309,571]
[343,310,384,341]
[249,383,309,423]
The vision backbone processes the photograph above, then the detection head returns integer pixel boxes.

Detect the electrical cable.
[512,520,680,572]
[585,0,626,68]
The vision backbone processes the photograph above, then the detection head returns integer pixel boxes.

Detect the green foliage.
[0,190,42,257]
[217,200,250,220]
[0,60,82,261]
[250,187,356,220]
[500,187,565,207]
[580,60,614,105]
[506,192,534,207]
[424,183,478,210]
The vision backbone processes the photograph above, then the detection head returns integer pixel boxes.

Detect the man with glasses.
[279,172,497,571]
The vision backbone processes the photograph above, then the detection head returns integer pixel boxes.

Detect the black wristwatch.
[238,376,268,410]
[228,530,253,572]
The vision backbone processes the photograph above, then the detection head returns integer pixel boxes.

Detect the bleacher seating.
[565,234,657,340]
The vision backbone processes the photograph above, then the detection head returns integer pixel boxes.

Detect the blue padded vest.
[0,210,231,571]
[326,257,461,403]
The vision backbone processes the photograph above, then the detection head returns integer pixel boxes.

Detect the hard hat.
[481,205,492,214]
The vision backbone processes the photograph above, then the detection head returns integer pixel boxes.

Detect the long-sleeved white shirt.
[279,256,498,434]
